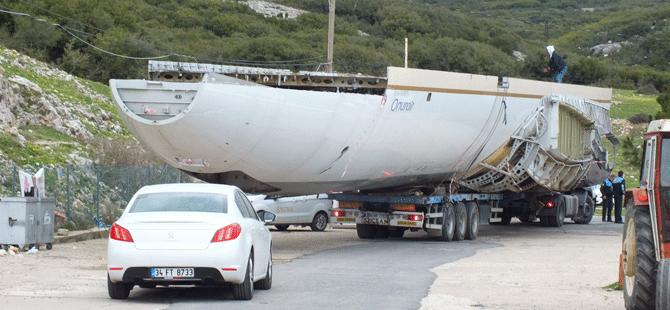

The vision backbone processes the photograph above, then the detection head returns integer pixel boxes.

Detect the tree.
[655,91,670,119]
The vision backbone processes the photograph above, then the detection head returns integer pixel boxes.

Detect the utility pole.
[327,0,335,73]
[540,21,552,43]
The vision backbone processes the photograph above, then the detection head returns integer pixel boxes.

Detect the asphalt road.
[168,232,494,310]
[0,221,625,310]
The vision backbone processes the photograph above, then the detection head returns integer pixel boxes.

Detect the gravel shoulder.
[420,221,624,309]
[0,222,625,309]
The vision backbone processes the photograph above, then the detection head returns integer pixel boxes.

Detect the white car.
[248,194,334,231]
[107,183,275,300]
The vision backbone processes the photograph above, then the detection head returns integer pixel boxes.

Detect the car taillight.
[546,201,554,208]
[110,223,134,243]
[212,223,242,242]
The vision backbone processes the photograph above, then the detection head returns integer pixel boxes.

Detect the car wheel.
[107,274,131,299]
[274,225,290,231]
[254,249,272,290]
[310,212,328,231]
[233,254,254,300]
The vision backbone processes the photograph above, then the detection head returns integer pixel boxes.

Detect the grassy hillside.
[0,0,667,89]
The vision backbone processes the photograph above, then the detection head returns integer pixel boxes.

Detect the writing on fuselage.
[390,98,415,111]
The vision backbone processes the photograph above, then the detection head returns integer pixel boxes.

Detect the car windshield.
[129,192,228,213]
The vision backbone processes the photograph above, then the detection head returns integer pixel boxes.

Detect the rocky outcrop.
[240,0,308,19]
[0,47,125,150]
[590,42,622,56]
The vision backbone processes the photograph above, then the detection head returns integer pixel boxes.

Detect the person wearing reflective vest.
[601,174,614,222]
[612,171,626,224]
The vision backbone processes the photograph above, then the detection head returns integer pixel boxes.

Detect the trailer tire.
[657,259,670,310]
[375,226,390,239]
[575,195,595,224]
[389,228,405,238]
[356,224,376,239]
[623,203,656,310]
[464,202,479,240]
[274,225,290,231]
[438,203,455,241]
[518,215,534,223]
[547,198,565,227]
[453,202,467,241]
[491,214,512,225]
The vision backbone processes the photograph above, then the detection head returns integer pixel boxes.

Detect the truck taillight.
[339,201,361,209]
[408,214,423,221]
[332,210,345,217]
[393,204,416,211]
[212,223,242,242]
[110,223,134,243]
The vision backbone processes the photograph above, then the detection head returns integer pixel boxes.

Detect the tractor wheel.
[656,259,670,310]
[622,202,656,310]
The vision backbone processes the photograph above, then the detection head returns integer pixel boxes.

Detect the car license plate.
[151,268,194,278]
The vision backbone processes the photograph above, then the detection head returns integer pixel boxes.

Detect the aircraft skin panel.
[110,66,613,195]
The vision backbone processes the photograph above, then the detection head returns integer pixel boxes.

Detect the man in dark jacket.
[544,45,567,83]
[612,170,626,223]
[601,174,614,222]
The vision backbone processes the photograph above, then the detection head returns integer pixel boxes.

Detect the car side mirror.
[258,211,276,223]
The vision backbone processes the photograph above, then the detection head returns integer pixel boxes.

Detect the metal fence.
[0,162,196,229]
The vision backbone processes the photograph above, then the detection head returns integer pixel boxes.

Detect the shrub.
[655,92,670,119]
[628,113,651,124]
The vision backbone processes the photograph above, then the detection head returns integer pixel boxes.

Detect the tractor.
[622,119,670,309]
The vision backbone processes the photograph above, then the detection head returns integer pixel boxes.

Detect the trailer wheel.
[623,202,656,310]
[438,202,455,241]
[575,195,594,224]
[464,202,479,240]
[274,225,290,231]
[657,259,670,309]
[453,202,467,241]
[356,224,376,239]
[389,228,405,238]
[518,215,534,223]
[547,198,565,227]
[375,226,390,239]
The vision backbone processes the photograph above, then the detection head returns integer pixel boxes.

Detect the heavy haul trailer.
[622,120,670,309]
[109,61,615,242]
[329,189,596,240]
